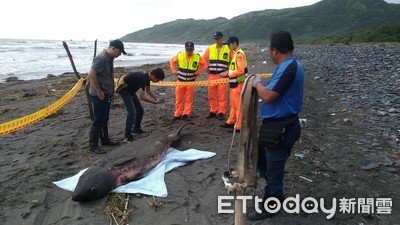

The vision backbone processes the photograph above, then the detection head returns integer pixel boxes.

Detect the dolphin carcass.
[72,123,193,202]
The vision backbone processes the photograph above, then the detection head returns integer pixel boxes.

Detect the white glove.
[252,75,262,88]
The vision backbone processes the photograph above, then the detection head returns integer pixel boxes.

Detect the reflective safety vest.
[177,52,200,82]
[208,44,230,74]
[229,48,248,88]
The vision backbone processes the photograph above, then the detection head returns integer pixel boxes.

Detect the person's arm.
[139,87,162,104]
[170,55,179,75]
[229,49,235,61]
[196,55,208,75]
[88,68,105,100]
[219,50,240,78]
[202,48,210,74]
[255,58,298,103]
[254,82,281,103]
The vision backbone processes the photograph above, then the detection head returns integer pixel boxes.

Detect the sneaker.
[246,195,283,221]
[173,116,181,121]
[217,113,225,120]
[220,123,234,128]
[132,128,146,134]
[205,112,217,119]
[182,115,191,121]
[227,129,240,133]
[123,136,133,143]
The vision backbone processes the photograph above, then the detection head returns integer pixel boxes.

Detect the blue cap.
[185,41,194,49]
[213,31,223,39]
[226,36,239,44]
[110,39,127,55]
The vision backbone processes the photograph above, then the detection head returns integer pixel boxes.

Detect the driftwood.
[62,40,94,120]
[62,41,81,80]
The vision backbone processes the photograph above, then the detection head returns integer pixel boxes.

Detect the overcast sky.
[0,0,399,41]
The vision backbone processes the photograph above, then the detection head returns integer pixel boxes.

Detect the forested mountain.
[121,0,400,44]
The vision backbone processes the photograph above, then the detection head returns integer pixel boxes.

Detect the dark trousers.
[257,118,301,199]
[90,95,111,128]
[120,91,143,138]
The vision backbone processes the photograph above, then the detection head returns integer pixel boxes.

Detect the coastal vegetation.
[304,24,400,44]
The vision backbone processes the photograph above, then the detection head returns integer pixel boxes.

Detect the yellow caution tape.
[1,72,271,136]
[0,78,86,136]
[113,73,271,87]
[151,73,272,87]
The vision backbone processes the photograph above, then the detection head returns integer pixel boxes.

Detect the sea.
[0,39,208,83]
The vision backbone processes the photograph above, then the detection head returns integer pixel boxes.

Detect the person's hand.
[154,98,164,104]
[97,89,105,100]
[219,71,228,78]
[252,75,262,88]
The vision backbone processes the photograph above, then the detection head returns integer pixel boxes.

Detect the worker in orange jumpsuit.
[170,41,207,121]
[202,31,233,120]
[219,36,248,133]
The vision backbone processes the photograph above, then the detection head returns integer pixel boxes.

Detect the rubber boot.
[100,125,119,146]
[89,126,106,154]
[247,195,282,221]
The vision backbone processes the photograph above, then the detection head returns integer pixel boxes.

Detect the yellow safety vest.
[229,48,248,88]
[208,44,230,74]
[177,52,200,81]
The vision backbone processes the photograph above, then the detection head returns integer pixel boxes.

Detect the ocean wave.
[0,39,208,82]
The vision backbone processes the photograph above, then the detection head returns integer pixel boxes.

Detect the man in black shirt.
[116,68,165,142]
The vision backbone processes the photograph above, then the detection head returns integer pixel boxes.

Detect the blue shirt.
[261,57,304,118]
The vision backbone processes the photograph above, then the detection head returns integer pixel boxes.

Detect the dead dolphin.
[72,123,194,202]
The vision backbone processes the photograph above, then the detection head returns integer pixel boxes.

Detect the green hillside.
[121,0,400,44]
[308,24,400,44]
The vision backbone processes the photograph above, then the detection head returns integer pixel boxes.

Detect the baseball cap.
[226,36,239,44]
[185,41,194,50]
[213,31,223,39]
[109,39,127,55]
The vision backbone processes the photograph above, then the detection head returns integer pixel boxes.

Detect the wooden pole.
[62,40,94,120]
[233,75,259,225]
[234,189,245,224]
[62,41,81,80]
[84,39,98,121]
[93,39,97,59]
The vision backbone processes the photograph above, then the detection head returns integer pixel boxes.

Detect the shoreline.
[0,59,172,84]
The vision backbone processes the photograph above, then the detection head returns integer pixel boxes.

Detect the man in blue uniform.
[247,30,304,221]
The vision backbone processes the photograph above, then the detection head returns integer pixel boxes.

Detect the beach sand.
[0,45,399,225]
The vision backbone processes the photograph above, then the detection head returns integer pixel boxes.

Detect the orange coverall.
[170,54,207,118]
[226,49,246,130]
[202,47,233,115]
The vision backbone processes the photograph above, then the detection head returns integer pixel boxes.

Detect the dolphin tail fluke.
[176,122,195,136]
